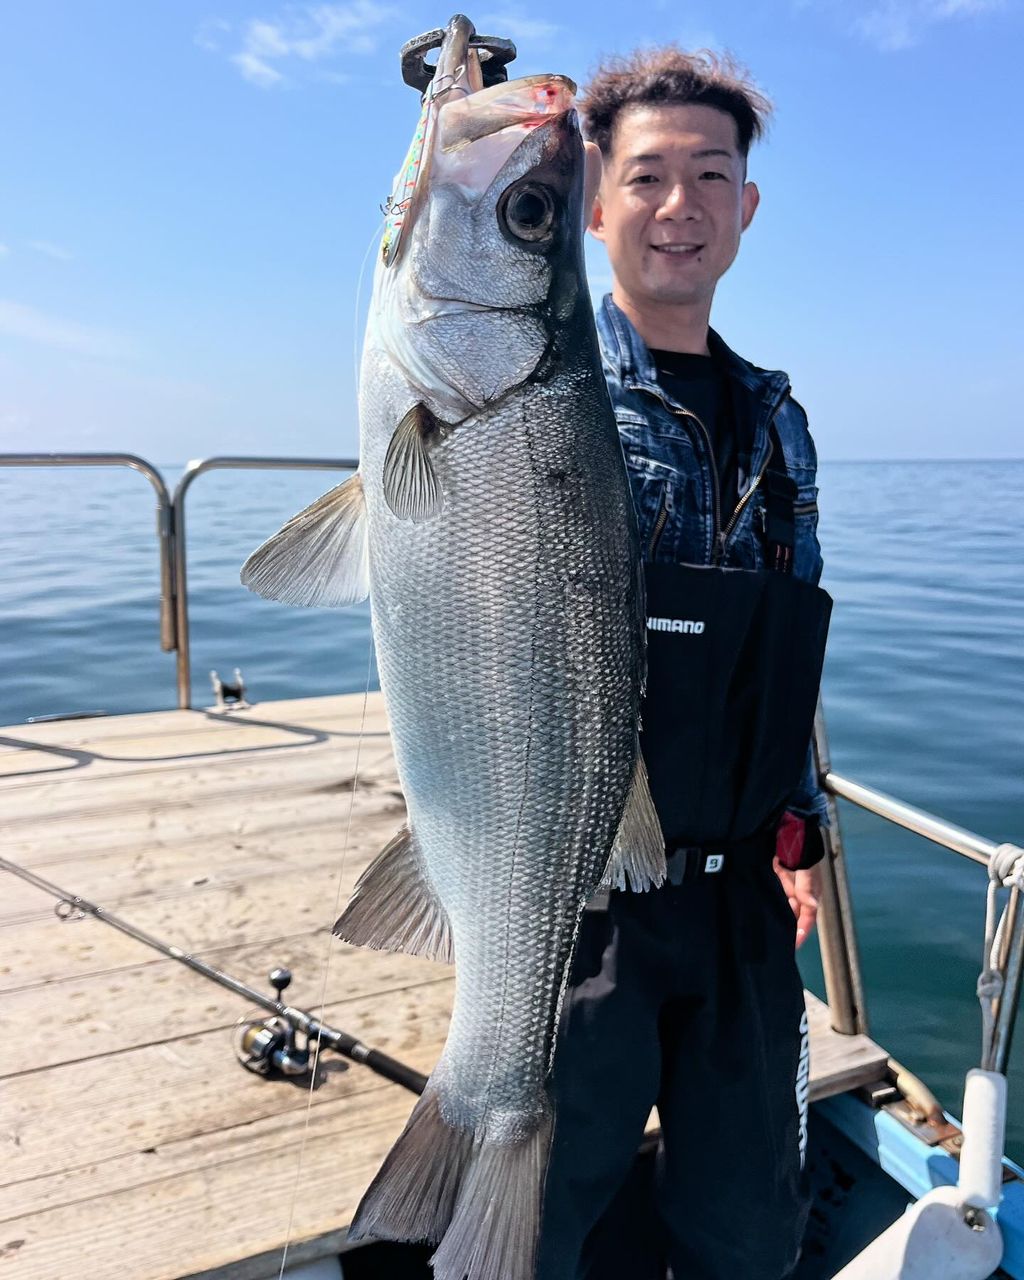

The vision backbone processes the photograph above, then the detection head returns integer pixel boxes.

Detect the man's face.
[590,103,760,310]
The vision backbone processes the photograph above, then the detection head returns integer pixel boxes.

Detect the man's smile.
[651,242,705,257]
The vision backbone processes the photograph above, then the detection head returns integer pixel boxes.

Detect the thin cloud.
[0,244,9,258]
[27,240,73,262]
[218,2,397,88]
[806,0,1010,51]
[478,11,561,45]
[194,16,231,52]
[0,300,132,360]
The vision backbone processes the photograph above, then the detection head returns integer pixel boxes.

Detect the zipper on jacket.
[671,408,723,563]
[638,386,783,566]
[719,433,775,557]
[647,481,674,558]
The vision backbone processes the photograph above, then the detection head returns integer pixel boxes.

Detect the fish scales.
[241,21,665,1278]
[361,337,639,1139]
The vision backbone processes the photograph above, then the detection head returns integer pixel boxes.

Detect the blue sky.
[1,0,1021,462]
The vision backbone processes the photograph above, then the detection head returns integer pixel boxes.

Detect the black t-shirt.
[650,348,738,516]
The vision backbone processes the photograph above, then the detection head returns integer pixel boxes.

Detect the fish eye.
[499,182,556,243]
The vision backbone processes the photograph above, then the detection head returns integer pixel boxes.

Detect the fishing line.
[276,218,384,1279]
[276,639,376,1279]
[353,217,385,396]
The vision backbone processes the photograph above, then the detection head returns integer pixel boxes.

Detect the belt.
[665,828,777,885]
[582,830,776,911]
[665,846,730,884]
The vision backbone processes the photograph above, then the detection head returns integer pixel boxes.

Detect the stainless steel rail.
[170,456,357,708]
[0,453,176,651]
[825,771,1007,868]
[815,708,1024,1059]
[814,707,870,1036]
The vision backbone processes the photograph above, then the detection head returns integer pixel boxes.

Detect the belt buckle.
[667,848,728,884]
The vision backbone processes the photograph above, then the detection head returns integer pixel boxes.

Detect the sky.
[1,0,1021,463]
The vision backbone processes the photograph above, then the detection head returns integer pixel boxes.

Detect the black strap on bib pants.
[537,428,832,1280]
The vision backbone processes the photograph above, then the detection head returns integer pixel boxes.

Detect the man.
[537,49,832,1280]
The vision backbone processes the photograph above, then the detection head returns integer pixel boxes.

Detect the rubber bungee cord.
[978,844,1024,1069]
[275,219,385,1280]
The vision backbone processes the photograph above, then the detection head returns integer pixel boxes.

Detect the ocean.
[1,458,1021,1153]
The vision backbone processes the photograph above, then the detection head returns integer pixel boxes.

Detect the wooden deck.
[0,694,889,1280]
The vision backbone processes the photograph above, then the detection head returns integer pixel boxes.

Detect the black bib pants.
[537,440,831,1280]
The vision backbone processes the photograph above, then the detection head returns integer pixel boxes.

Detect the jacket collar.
[596,293,790,415]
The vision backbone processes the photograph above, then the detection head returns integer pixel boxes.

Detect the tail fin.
[348,1087,473,1245]
[431,1112,552,1280]
[349,1085,553,1280]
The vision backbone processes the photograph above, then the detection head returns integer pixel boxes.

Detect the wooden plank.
[0,993,889,1280]
[1,979,453,1211]
[805,991,889,1101]
[0,796,406,925]
[0,744,399,828]
[2,926,444,1073]
[0,809,407,993]
[0,754,402,865]
[0,738,396,804]
[0,1083,418,1280]
[0,693,388,754]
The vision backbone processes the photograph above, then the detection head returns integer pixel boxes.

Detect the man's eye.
[700,171,727,181]
[629,174,658,185]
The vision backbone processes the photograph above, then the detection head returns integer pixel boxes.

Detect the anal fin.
[241,471,369,607]
[334,826,454,963]
[600,753,666,893]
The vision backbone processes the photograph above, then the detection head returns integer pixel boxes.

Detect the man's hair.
[581,47,773,158]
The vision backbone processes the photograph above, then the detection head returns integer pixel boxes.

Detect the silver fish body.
[242,33,664,1279]
[360,307,639,1143]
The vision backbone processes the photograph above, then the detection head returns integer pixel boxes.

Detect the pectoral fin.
[240,471,369,607]
[334,826,454,964]
[382,403,444,522]
[600,754,666,893]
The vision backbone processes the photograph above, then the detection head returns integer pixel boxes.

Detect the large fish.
[242,14,665,1279]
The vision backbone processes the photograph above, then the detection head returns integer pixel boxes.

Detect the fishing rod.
[0,855,427,1095]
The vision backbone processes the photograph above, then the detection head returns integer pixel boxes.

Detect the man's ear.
[588,193,606,242]
[741,180,760,232]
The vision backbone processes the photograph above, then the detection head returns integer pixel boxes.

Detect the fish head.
[373,73,592,420]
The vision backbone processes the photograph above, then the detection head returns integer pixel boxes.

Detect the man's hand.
[772,858,822,949]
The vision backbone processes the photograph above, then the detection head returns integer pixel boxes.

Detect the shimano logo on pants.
[795,1009,810,1169]
[647,617,706,634]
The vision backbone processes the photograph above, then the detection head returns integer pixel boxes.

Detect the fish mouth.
[426,13,575,114]
[383,23,577,272]
[436,75,577,150]
[429,74,578,199]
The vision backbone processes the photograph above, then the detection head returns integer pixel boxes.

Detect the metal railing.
[814,704,1024,1072]
[171,456,357,707]
[0,453,176,651]
[0,453,356,710]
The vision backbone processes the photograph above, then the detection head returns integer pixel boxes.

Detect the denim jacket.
[597,295,830,826]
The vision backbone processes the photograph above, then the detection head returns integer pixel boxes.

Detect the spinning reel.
[234,967,317,1078]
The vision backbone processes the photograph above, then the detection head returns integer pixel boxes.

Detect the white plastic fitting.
[959,1067,1008,1209]
[831,1184,1003,1280]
